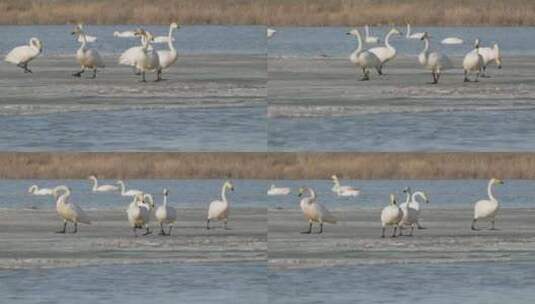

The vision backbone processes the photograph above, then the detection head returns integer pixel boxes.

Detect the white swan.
[133,29,161,82]
[368,28,402,74]
[89,175,119,192]
[157,22,180,74]
[126,193,154,236]
[267,28,277,38]
[114,30,136,38]
[470,43,502,77]
[267,184,291,196]
[298,187,337,234]
[399,189,430,236]
[441,37,464,45]
[418,32,453,84]
[472,178,504,231]
[28,185,54,196]
[52,185,91,233]
[117,180,143,197]
[406,24,424,40]
[75,24,97,42]
[346,28,382,80]
[118,30,151,74]
[330,175,360,197]
[364,25,380,44]
[5,37,43,73]
[463,38,484,82]
[71,24,105,78]
[380,193,402,238]
[155,188,177,236]
[207,181,234,229]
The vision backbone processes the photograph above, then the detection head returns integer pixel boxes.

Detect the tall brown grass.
[1,152,535,180]
[0,0,534,25]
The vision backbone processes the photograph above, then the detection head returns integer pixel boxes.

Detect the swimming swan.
[346,28,382,81]
[298,187,337,234]
[155,188,177,236]
[89,175,119,192]
[114,30,136,38]
[133,29,161,82]
[117,180,143,197]
[267,184,291,196]
[71,24,105,78]
[207,181,234,230]
[127,193,154,236]
[331,175,360,197]
[5,37,43,73]
[28,185,54,196]
[157,22,180,75]
[380,193,402,238]
[463,38,484,82]
[267,28,277,38]
[470,43,502,77]
[418,32,453,84]
[472,178,504,231]
[53,185,91,233]
[406,24,424,40]
[368,28,402,74]
[364,25,380,44]
[441,37,464,45]
[399,189,430,236]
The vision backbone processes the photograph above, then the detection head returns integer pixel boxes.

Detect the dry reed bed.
[1,0,534,26]
[1,152,535,179]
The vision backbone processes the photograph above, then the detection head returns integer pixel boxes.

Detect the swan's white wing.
[208,200,227,220]
[67,202,91,224]
[5,45,37,64]
[119,46,143,66]
[315,203,337,224]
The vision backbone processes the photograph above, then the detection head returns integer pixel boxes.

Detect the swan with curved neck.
[471,43,502,77]
[472,178,504,231]
[298,187,337,234]
[368,27,402,74]
[71,24,105,78]
[53,185,91,233]
[157,22,180,76]
[346,28,382,80]
[134,28,161,82]
[399,189,430,235]
[381,193,402,238]
[5,37,43,73]
[127,192,153,236]
[89,175,119,192]
[364,25,380,44]
[28,185,54,196]
[418,32,453,84]
[207,181,234,229]
[463,38,484,82]
[116,180,143,197]
[155,188,177,235]
[331,175,360,197]
[406,24,424,39]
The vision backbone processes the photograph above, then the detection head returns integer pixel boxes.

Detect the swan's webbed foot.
[72,71,84,77]
[360,76,370,81]
[206,219,211,230]
[159,224,168,235]
[471,219,480,231]
[142,229,152,236]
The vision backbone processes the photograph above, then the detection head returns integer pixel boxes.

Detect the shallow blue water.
[3,179,533,209]
[268,26,535,58]
[268,110,535,151]
[0,106,266,151]
[0,25,265,56]
[269,262,535,304]
[0,263,267,304]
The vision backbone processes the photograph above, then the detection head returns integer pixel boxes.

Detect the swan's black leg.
[159,223,167,235]
[399,226,404,236]
[133,226,138,237]
[471,219,479,231]
[140,71,146,82]
[224,219,230,230]
[56,221,67,233]
[490,220,497,230]
[206,219,210,230]
[409,225,414,236]
[464,70,470,82]
[90,69,97,79]
[392,226,398,238]
[154,69,162,82]
[316,223,323,234]
[71,222,78,233]
[381,227,386,238]
[301,222,312,234]
[73,68,85,77]
[143,226,152,236]
[168,225,173,236]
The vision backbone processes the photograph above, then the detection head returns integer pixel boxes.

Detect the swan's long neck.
[488,180,496,201]
[385,31,395,49]
[365,25,370,38]
[305,187,316,200]
[404,188,412,204]
[30,185,38,193]
[79,32,87,49]
[163,193,168,207]
[421,38,430,58]
[412,191,425,203]
[167,26,176,52]
[353,32,363,55]
[91,178,98,191]
[118,181,126,194]
[221,185,228,203]
[141,35,150,51]
[406,24,411,37]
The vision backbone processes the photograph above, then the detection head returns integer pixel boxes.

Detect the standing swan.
[418,32,453,84]
[5,37,43,73]
[28,185,54,196]
[368,28,402,74]
[89,175,119,192]
[364,25,380,44]
[406,24,424,40]
[126,193,154,236]
[71,24,105,78]
[399,189,430,236]
[155,188,177,236]
[156,22,180,77]
[53,185,91,233]
[463,38,484,82]
[472,43,502,77]
[207,181,234,230]
[346,28,382,81]
[133,29,161,82]
[116,180,143,197]
[298,187,337,234]
[472,178,504,231]
[380,193,402,238]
